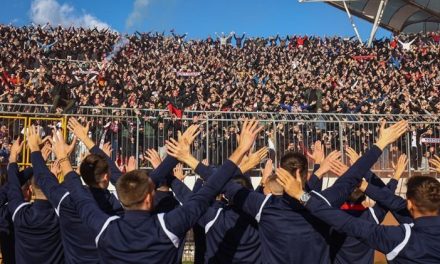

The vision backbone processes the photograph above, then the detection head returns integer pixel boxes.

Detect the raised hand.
[126,156,136,173]
[358,179,369,193]
[392,154,408,180]
[314,150,341,178]
[66,136,77,156]
[307,141,324,165]
[166,137,191,162]
[67,118,89,140]
[329,160,349,177]
[26,125,43,152]
[237,118,264,153]
[102,142,112,158]
[202,159,209,166]
[67,118,94,149]
[145,149,162,169]
[260,159,273,187]
[239,147,268,173]
[429,155,440,173]
[276,167,304,200]
[180,124,201,145]
[375,120,408,150]
[228,118,264,165]
[9,137,25,163]
[50,130,70,160]
[50,160,61,178]
[345,146,360,165]
[173,163,187,181]
[41,143,52,161]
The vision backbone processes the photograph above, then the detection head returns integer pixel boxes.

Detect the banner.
[351,55,375,61]
[421,138,440,144]
[176,71,200,77]
[73,70,99,75]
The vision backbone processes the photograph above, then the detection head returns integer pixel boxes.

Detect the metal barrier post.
[136,116,140,169]
[270,113,278,166]
[205,118,210,164]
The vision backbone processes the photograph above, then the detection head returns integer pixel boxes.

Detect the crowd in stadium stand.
[0,24,440,173]
[0,24,439,115]
[0,23,440,263]
[0,118,439,263]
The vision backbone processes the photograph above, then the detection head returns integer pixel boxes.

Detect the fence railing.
[1,103,439,262]
[1,103,439,194]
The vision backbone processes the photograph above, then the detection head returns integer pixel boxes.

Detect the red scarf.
[340,202,366,211]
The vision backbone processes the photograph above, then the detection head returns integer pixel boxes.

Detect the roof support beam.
[368,0,388,47]
[342,0,363,43]
[326,2,397,33]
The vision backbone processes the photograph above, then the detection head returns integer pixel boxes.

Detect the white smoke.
[30,0,111,30]
[105,36,130,62]
[125,0,150,29]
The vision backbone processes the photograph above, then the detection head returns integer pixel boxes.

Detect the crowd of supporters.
[0,24,439,115]
[0,118,439,264]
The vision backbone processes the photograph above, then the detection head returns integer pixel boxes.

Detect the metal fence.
[1,103,439,187]
[1,103,439,262]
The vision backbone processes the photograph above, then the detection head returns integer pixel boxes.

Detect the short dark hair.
[116,170,155,209]
[280,152,308,187]
[232,174,253,190]
[406,176,440,214]
[266,174,283,195]
[79,154,109,186]
[347,188,366,204]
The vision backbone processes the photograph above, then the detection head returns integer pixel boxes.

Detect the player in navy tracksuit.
[26,124,123,263]
[281,174,440,263]
[26,119,185,263]
[170,169,261,264]
[153,181,186,264]
[192,178,207,264]
[278,121,440,263]
[52,119,262,263]
[0,166,33,264]
[362,179,414,224]
[7,138,64,264]
[220,134,391,264]
[328,171,399,264]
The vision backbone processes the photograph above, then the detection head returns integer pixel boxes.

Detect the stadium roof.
[327,0,440,33]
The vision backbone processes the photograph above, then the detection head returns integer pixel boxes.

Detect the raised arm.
[166,164,192,204]
[51,130,111,241]
[6,138,27,220]
[67,78,86,89]
[362,154,409,215]
[319,121,408,207]
[27,126,70,212]
[68,118,122,184]
[305,141,325,192]
[162,119,264,239]
[277,168,410,261]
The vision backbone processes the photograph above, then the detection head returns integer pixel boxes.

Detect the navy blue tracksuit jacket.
[364,182,414,224]
[0,166,33,264]
[153,189,186,264]
[306,193,440,263]
[222,145,383,264]
[7,163,63,264]
[31,146,125,263]
[330,177,398,264]
[171,176,261,264]
[62,159,239,263]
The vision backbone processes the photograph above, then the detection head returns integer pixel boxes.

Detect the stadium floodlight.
[298,0,363,44]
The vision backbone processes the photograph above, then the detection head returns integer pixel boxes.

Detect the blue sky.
[0,0,391,40]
